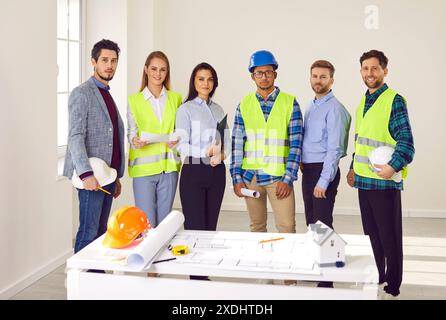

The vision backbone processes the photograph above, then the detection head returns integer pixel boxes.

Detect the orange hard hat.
[102,206,151,249]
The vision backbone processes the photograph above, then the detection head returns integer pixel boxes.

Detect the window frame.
[57,0,85,156]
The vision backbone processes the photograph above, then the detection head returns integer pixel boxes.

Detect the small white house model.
[305,221,347,267]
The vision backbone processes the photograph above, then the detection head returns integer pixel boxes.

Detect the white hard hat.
[71,157,117,189]
[368,146,402,183]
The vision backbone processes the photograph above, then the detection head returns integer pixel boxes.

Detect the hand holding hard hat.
[368,146,402,182]
[71,157,117,189]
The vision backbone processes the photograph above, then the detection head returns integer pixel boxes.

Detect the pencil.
[259,237,285,244]
[98,187,111,195]
[152,257,177,264]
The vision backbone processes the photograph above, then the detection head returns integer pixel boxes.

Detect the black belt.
[301,162,324,168]
[183,157,212,165]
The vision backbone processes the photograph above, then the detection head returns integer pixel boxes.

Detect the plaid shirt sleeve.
[281,98,303,186]
[388,94,415,171]
[230,103,246,185]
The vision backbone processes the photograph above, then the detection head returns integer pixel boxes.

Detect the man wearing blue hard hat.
[230,50,303,236]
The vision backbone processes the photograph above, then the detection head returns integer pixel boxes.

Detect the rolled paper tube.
[241,188,260,198]
[126,210,185,271]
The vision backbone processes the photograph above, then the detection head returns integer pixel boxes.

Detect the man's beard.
[312,84,329,95]
[259,83,274,91]
[98,73,114,82]
[364,77,383,89]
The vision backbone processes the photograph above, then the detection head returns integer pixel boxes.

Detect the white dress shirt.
[127,86,167,143]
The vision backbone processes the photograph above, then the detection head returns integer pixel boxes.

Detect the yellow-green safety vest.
[353,87,408,180]
[240,91,294,177]
[128,90,182,178]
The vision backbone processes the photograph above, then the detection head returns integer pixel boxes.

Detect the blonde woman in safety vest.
[346,50,414,299]
[127,51,182,227]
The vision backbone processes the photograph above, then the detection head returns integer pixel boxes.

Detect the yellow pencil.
[98,187,112,195]
[259,237,285,244]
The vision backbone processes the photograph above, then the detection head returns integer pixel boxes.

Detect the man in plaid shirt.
[230,50,303,234]
[347,49,415,299]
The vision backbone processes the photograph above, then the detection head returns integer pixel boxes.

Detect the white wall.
[127,0,155,95]
[84,0,446,222]
[0,0,73,298]
[1,0,444,299]
[71,0,133,238]
[128,0,446,218]
[83,0,127,115]
[71,0,159,237]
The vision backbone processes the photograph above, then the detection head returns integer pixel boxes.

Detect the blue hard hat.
[248,50,278,73]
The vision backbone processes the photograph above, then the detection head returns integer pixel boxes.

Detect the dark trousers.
[301,163,340,229]
[358,189,403,296]
[179,158,226,231]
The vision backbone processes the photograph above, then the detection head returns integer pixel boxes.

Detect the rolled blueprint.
[241,188,260,198]
[127,210,184,270]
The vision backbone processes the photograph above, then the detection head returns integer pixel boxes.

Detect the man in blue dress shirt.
[301,61,351,287]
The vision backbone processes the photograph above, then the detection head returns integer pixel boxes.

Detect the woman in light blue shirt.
[176,63,229,237]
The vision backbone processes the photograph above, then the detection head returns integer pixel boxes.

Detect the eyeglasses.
[252,70,275,79]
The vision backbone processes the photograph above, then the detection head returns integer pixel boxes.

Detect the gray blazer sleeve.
[63,78,125,180]
[66,87,92,176]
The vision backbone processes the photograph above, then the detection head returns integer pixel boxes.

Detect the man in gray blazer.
[63,39,125,253]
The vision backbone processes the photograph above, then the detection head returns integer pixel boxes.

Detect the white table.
[66,230,378,300]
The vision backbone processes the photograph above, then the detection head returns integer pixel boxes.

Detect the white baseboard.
[174,201,446,219]
[331,207,446,218]
[406,209,446,218]
[0,249,73,300]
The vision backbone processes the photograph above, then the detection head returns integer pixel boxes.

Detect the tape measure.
[170,245,189,256]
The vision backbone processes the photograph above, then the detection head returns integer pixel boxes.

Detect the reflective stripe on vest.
[264,156,287,164]
[354,155,384,173]
[246,133,289,146]
[265,138,289,146]
[353,87,408,180]
[240,91,294,177]
[356,137,395,149]
[128,90,182,178]
[354,155,369,164]
[245,151,264,159]
[128,152,180,167]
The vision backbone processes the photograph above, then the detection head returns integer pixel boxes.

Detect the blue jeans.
[74,182,115,253]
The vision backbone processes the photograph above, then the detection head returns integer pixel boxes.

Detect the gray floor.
[10,211,446,300]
